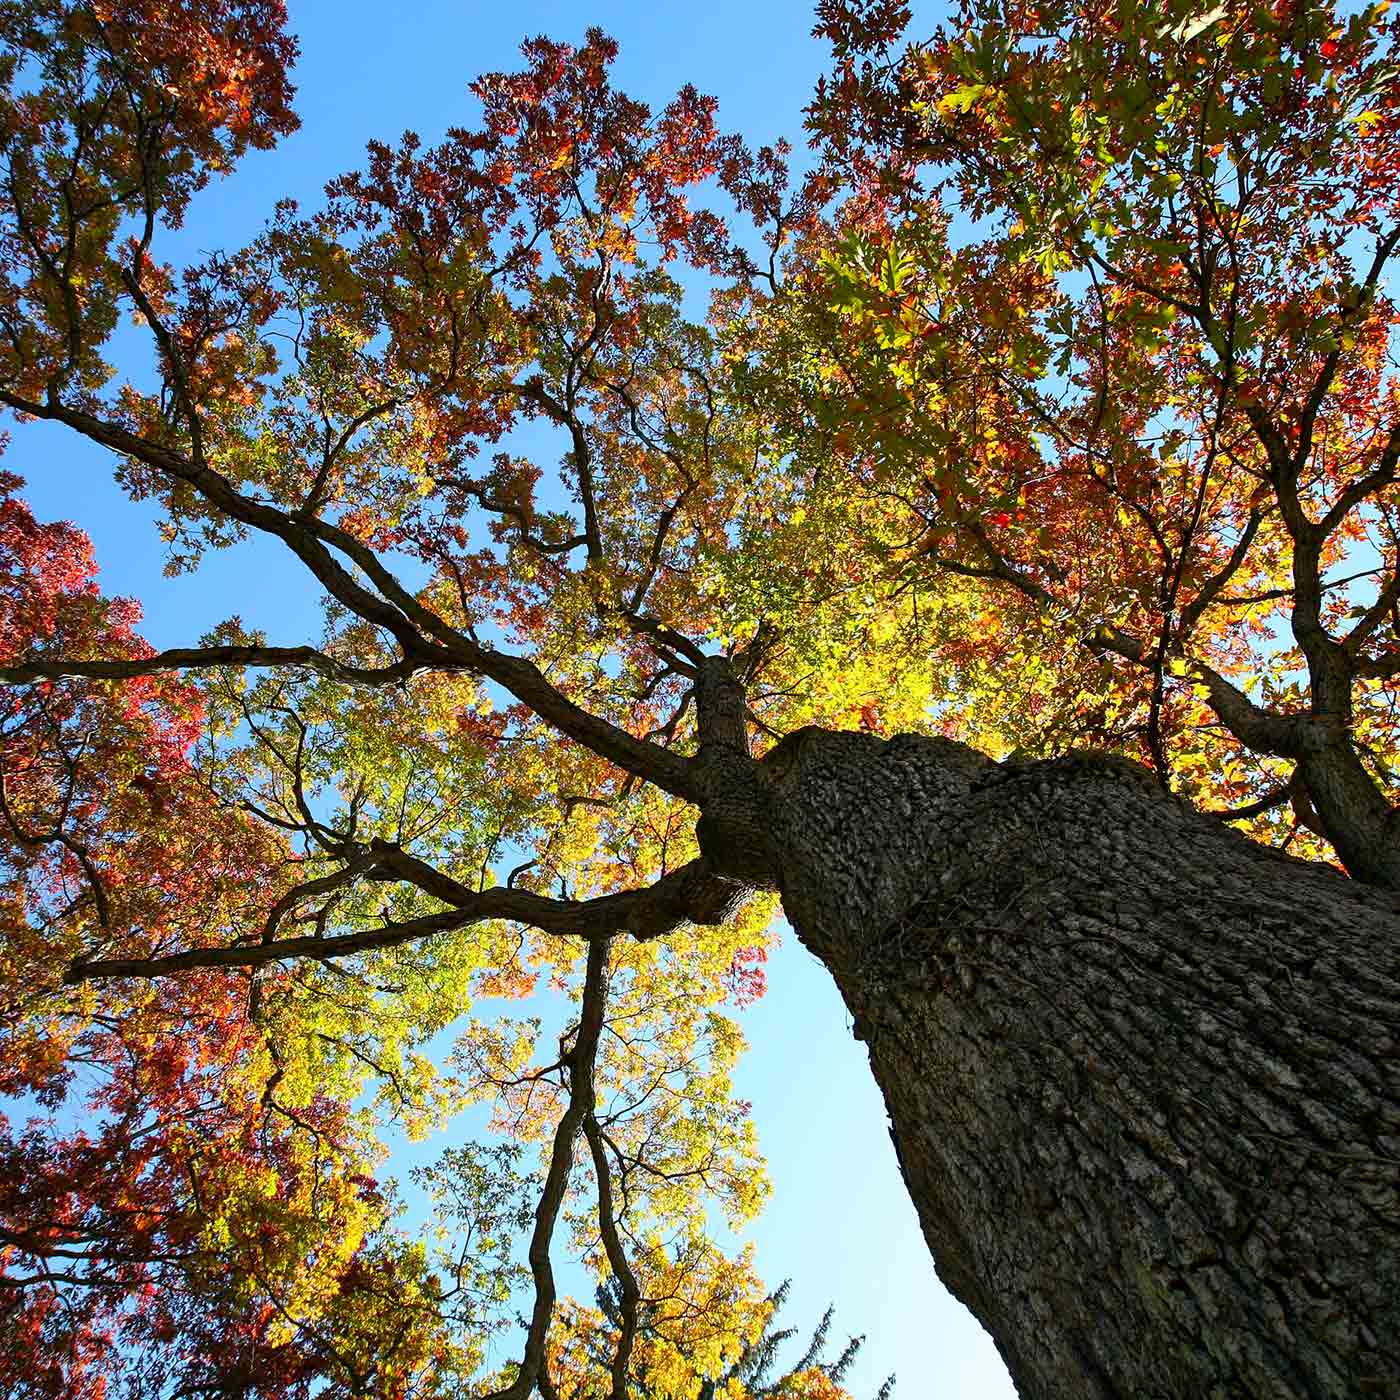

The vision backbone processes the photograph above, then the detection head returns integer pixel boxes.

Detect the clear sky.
[9,2,1017,1395]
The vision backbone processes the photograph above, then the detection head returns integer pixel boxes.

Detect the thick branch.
[480,648,699,801]
[0,645,428,688]
[0,393,432,652]
[64,855,748,982]
[694,655,751,758]
[0,392,700,801]
[1087,625,1304,758]
[1319,420,1400,540]
[1178,506,1263,631]
[1355,649,1400,679]
[483,937,611,1400]
[584,1110,641,1400]
[64,910,471,982]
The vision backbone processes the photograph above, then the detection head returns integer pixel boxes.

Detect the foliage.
[0,5,835,1393]
[549,1275,894,1400]
[1,0,1397,1392]
[747,0,1400,879]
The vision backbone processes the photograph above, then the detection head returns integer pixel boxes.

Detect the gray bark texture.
[729,728,1400,1400]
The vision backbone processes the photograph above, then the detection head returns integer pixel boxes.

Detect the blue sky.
[8,2,1017,1394]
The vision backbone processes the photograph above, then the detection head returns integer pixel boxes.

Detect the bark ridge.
[766,733,1400,1400]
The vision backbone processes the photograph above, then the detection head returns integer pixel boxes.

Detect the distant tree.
[550,1276,895,1400]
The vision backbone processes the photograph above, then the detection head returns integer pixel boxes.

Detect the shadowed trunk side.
[753,730,1400,1400]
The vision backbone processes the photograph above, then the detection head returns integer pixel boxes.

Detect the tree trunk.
[757,730,1400,1399]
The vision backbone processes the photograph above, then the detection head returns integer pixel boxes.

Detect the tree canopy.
[0,0,1397,1394]
[776,0,1400,879]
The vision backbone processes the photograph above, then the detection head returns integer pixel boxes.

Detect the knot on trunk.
[695,797,778,887]
[694,744,778,886]
[690,654,778,885]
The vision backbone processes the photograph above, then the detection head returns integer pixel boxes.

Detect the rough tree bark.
[701,726,1400,1400]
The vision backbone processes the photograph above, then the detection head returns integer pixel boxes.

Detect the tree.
[0,2,1395,1398]
[778,0,1400,882]
[551,1277,894,1399]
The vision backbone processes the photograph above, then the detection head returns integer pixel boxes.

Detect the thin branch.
[1202,780,1294,823]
